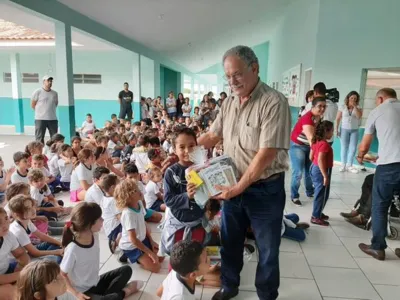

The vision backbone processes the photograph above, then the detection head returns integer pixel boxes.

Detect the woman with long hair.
[336,91,363,173]
[176,93,184,117]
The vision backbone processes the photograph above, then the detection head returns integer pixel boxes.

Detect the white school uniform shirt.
[130,148,150,174]
[181,104,192,117]
[162,140,171,153]
[70,163,94,191]
[11,170,29,184]
[49,155,60,177]
[30,185,52,207]
[40,167,51,178]
[0,231,20,275]
[101,196,121,237]
[118,202,147,251]
[137,181,146,196]
[166,98,177,114]
[161,270,196,300]
[85,183,104,205]
[60,234,100,293]
[0,170,5,198]
[81,120,96,133]
[58,158,73,182]
[107,140,122,155]
[9,220,37,247]
[144,180,159,208]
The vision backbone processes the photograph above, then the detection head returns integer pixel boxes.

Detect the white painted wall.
[140,55,155,99]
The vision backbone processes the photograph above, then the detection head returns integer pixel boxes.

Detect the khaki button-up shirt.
[210,80,291,180]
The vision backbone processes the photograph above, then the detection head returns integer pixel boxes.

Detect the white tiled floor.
[2,135,400,299]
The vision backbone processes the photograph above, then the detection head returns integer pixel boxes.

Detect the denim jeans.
[220,172,286,300]
[310,164,332,218]
[35,242,62,263]
[340,128,359,166]
[289,141,314,199]
[371,163,400,250]
[282,214,306,242]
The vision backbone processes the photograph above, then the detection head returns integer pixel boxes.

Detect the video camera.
[326,88,339,103]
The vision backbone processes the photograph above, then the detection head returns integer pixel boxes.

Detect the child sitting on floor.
[114,180,164,273]
[282,213,310,242]
[57,144,76,191]
[31,154,61,194]
[0,207,30,300]
[85,166,110,205]
[61,202,143,299]
[25,141,47,168]
[145,167,166,212]
[11,152,30,184]
[9,195,63,264]
[70,149,95,202]
[130,135,151,174]
[0,156,14,205]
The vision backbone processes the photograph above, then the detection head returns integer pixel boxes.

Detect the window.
[183,82,191,99]
[3,72,39,83]
[3,72,11,83]
[74,74,102,84]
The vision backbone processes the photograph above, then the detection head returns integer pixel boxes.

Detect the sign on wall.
[281,64,302,106]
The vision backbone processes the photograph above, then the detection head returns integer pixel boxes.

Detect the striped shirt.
[210,79,291,180]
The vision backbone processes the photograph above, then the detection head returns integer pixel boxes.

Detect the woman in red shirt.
[289,97,326,206]
[310,120,334,226]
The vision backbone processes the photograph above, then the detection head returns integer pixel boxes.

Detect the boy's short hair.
[133,122,141,127]
[93,166,110,180]
[170,240,204,276]
[137,135,150,147]
[8,195,36,217]
[147,166,161,179]
[28,168,45,182]
[149,137,161,147]
[96,134,109,144]
[147,149,160,161]
[13,152,29,164]
[111,114,117,118]
[101,174,119,192]
[172,127,197,149]
[86,113,92,117]
[205,199,221,214]
[32,154,45,162]
[124,163,138,175]
[5,183,30,201]
[109,132,119,140]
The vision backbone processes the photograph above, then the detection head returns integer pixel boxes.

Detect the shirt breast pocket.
[239,125,260,152]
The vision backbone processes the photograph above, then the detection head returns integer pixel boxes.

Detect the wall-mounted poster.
[281,64,302,106]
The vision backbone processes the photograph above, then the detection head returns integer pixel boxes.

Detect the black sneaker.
[321,213,330,220]
[108,239,116,254]
[118,253,128,263]
[292,198,302,206]
[212,288,239,300]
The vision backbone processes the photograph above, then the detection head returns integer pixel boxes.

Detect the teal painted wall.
[161,66,178,103]
[197,42,269,84]
[160,66,165,99]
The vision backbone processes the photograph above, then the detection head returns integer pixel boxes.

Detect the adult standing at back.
[31,75,58,144]
[198,45,291,300]
[357,88,400,261]
[118,82,134,122]
[336,91,363,173]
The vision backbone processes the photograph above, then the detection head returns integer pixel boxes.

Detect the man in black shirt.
[118,82,134,121]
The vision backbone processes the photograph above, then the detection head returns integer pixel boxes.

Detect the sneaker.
[292,198,302,206]
[311,217,330,226]
[321,213,330,220]
[348,166,359,174]
[339,166,347,172]
[109,239,116,254]
[296,222,310,230]
[118,253,128,263]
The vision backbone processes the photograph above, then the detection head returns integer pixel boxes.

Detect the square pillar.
[190,77,195,108]
[55,22,75,143]
[154,61,160,98]
[132,52,141,122]
[10,53,24,133]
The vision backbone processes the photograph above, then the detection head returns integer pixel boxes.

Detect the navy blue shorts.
[150,200,164,212]
[123,237,152,264]
[108,224,122,242]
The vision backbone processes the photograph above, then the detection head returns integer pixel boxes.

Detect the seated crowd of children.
[0,92,312,299]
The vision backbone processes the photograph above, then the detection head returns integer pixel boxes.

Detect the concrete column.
[132,52,141,122]
[154,61,160,98]
[55,22,75,143]
[176,72,182,94]
[190,77,195,108]
[10,53,24,133]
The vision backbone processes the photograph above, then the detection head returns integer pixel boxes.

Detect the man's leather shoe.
[340,210,359,218]
[395,248,400,259]
[358,243,385,261]
[345,214,365,227]
[212,288,239,300]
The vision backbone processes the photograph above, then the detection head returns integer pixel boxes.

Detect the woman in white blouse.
[336,91,363,173]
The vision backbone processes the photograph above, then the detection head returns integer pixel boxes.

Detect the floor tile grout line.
[299,241,324,299]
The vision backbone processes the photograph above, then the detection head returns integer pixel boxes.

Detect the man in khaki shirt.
[198,46,291,300]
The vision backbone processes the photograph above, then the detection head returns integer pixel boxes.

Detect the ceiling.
[57,0,294,72]
[0,3,121,52]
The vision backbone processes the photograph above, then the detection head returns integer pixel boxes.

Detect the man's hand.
[323,176,329,187]
[212,184,243,201]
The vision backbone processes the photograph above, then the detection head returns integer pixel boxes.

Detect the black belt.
[253,172,284,185]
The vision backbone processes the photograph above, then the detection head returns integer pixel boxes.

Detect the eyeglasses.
[223,66,251,82]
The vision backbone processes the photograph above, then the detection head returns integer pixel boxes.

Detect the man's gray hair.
[222,45,259,66]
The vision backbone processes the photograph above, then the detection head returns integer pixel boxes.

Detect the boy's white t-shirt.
[166,98,177,113]
[0,231,20,275]
[130,151,150,174]
[85,183,104,205]
[60,234,100,293]
[81,121,96,133]
[9,220,37,247]
[181,104,192,117]
[101,196,121,237]
[0,170,5,197]
[58,159,73,182]
[107,140,122,155]
[49,155,60,177]
[11,170,29,184]
[118,202,147,251]
[161,270,196,300]
[137,181,146,196]
[70,163,94,191]
[144,180,160,208]
[30,185,52,207]
[40,166,51,178]
[163,140,171,153]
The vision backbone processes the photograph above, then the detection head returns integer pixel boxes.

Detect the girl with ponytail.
[69,149,95,202]
[60,202,143,300]
[309,120,334,226]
